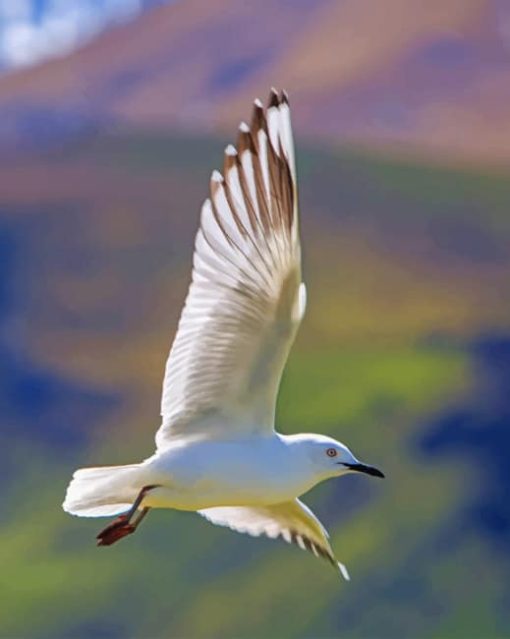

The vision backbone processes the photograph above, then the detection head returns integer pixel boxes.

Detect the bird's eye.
[326,448,337,458]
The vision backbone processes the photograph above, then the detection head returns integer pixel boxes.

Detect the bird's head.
[292,434,385,481]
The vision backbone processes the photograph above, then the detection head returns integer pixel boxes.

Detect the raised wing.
[198,499,349,579]
[156,89,304,449]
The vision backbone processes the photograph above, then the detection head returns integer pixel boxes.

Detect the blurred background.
[1,1,509,638]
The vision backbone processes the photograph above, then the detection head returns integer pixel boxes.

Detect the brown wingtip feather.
[210,170,224,198]
[280,89,289,105]
[251,99,266,133]
[237,123,256,156]
[268,87,279,108]
[223,145,237,174]
[286,528,337,567]
[210,89,294,240]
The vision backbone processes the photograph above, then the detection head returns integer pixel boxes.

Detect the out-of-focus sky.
[0,0,164,70]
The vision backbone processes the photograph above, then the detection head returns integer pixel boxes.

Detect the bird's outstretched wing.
[156,89,305,449]
[198,499,349,579]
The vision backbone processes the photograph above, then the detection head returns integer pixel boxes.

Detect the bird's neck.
[279,432,334,484]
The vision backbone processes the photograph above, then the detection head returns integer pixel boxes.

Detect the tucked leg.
[96,485,158,546]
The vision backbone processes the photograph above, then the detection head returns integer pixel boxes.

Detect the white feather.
[156,91,303,448]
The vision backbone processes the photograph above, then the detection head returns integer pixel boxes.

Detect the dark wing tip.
[287,529,337,568]
[268,87,280,108]
[251,98,266,133]
[269,87,289,106]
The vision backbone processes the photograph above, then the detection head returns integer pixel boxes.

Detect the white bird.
[63,89,384,580]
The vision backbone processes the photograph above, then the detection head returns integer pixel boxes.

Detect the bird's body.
[63,89,384,579]
[128,434,336,511]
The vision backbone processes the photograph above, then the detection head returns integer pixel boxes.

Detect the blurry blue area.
[102,68,149,98]
[0,349,119,452]
[425,214,507,264]
[0,104,105,150]
[417,37,477,68]
[0,223,15,315]
[0,220,119,456]
[209,52,272,93]
[421,335,510,543]
[56,619,129,639]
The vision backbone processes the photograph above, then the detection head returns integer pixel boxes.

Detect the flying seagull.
[63,89,384,579]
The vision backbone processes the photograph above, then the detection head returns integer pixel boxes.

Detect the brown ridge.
[248,123,272,235]
[237,125,256,156]
[268,87,280,109]
[286,528,337,567]
[211,168,276,290]
[278,139,294,232]
[251,99,267,137]
[234,152,261,235]
[222,161,250,239]
[223,147,237,175]
[266,144,285,231]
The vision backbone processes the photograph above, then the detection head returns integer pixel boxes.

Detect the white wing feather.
[156,90,304,448]
[198,499,349,579]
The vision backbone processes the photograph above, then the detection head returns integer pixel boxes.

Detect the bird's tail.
[63,463,144,517]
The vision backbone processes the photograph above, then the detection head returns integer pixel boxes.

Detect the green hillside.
[0,133,509,638]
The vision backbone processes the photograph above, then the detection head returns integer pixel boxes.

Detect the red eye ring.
[326,448,337,458]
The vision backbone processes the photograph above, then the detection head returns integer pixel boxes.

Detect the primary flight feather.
[63,89,384,579]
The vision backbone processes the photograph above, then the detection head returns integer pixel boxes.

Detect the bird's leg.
[96,484,159,547]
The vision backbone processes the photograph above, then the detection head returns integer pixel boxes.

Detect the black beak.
[343,463,385,478]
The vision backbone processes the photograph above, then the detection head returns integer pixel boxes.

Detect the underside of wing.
[156,89,304,449]
[198,499,349,579]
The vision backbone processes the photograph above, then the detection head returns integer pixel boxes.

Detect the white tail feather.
[63,464,143,517]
